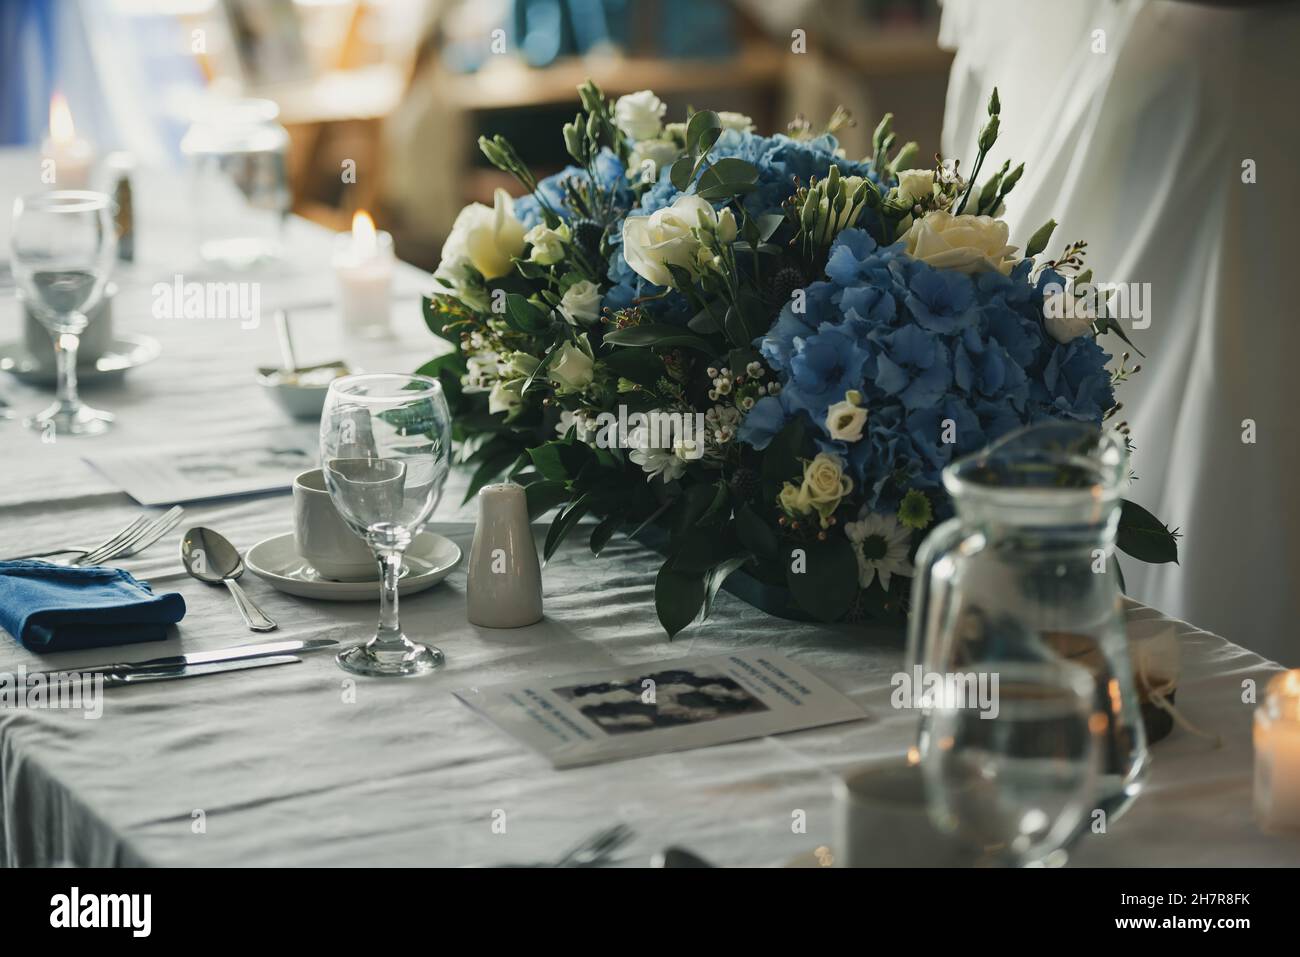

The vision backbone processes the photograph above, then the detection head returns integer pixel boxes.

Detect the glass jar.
[180,98,289,270]
[906,422,1149,821]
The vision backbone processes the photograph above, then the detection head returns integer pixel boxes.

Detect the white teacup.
[293,468,377,581]
[831,755,972,868]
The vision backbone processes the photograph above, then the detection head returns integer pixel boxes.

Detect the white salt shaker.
[467,483,543,628]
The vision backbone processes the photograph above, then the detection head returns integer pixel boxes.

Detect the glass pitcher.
[180,98,290,270]
[905,421,1148,819]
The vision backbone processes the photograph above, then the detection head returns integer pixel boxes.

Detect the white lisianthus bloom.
[1041,283,1098,343]
[717,111,755,133]
[524,222,570,265]
[902,210,1020,275]
[463,352,502,393]
[628,138,682,181]
[502,351,540,378]
[843,512,914,591]
[614,90,666,141]
[825,395,869,442]
[621,194,718,287]
[714,207,738,243]
[627,418,687,483]
[435,188,526,284]
[488,380,521,417]
[548,336,595,393]
[558,279,603,326]
[896,168,936,205]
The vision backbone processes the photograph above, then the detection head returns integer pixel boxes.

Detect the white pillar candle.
[1254,670,1300,833]
[40,93,95,189]
[333,210,394,339]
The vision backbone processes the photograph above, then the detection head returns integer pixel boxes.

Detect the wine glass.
[921,659,1103,867]
[320,373,452,677]
[10,191,117,436]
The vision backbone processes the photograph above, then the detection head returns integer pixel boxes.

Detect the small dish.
[0,333,161,385]
[257,360,350,420]
[244,529,460,601]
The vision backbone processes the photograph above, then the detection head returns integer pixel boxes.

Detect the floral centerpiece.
[419,82,1178,637]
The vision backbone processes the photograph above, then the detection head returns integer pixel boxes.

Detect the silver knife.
[33,637,338,680]
[101,655,301,686]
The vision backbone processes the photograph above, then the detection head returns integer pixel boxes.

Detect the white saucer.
[244,531,461,601]
[0,333,161,385]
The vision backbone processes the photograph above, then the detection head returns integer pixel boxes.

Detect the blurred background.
[0,0,951,270]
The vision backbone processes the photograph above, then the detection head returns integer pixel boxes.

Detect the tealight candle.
[40,93,94,189]
[333,210,394,339]
[1254,669,1300,833]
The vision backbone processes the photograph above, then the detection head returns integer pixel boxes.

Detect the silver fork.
[78,506,185,565]
[552,824,634,868]
[2,507,184,565]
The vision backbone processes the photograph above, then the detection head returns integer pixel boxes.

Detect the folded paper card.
[0,561,186,653]
[454,651,867,769]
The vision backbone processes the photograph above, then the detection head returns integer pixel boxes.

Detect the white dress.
[939,0,1300,664]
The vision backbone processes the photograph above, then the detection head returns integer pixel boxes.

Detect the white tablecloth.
[1,151,1297,867]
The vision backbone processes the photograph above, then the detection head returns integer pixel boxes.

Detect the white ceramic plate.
[0,333,161,384]
[245,530,461,601]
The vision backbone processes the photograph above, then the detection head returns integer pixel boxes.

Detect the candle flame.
[352,210,377,254]
[49,93,76,144]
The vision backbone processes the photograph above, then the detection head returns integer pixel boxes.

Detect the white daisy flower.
[843,512,914,592]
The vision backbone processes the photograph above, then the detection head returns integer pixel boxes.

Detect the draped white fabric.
[0,148,1296,866]
[939,0,1300,665]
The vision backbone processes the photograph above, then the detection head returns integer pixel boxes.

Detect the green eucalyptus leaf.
[785,534,858,622]
[524,479,571,519]
[655,562,706,640]
[603,323,716,353]
[1116,499,1179,565]
[544,493,591,562]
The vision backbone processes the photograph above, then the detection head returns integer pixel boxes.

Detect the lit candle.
[41,93,95,189]
[1254,669,1300,833]
[333,210,394,339]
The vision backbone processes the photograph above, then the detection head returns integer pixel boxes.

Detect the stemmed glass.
[10,191,117,435]
[320,373,452,677]
[921,659,1103,867]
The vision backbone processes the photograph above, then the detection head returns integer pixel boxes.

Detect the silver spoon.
[180,526,277,632]
[274,309,298,374]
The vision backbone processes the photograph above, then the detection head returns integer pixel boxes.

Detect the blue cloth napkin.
[0,561,186,653]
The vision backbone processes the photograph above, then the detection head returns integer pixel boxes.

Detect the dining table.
[0,148,1296,868]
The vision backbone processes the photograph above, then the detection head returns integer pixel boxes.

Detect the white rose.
[717,111,754,133]
[621,194,716,287]
[628,138,682,181]
[902,210,1019,275]
[1041,282,1097,343]
[614,90,666,142]
[524,222,570,265]
[825,397,868,442]
[559,279,603,326]
[435,188,526,283]
[896,168,935,204]
[548,337,594,393]
[488,380,521,417]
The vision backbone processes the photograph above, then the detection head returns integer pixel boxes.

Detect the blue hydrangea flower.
[607,131,891,322]
[740,228,1116,514]
[513,149,633,230]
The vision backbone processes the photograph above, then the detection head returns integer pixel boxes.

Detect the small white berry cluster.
[707,361,781,410]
